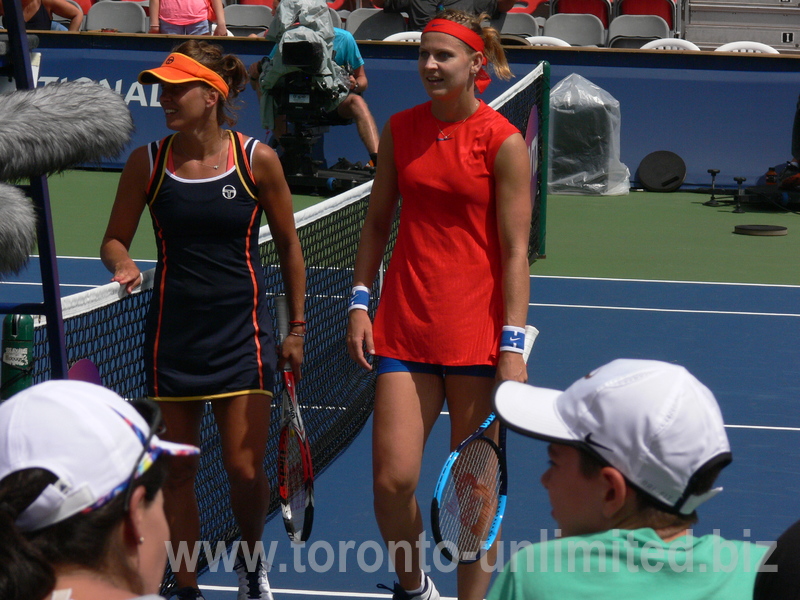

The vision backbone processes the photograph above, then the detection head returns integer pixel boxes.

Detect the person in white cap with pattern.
[0,380,199,600]
[487,358,769,600]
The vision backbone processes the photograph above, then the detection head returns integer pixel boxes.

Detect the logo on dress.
[222,185,237,199]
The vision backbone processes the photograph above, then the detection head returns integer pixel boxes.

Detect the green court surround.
[47,171,799,286]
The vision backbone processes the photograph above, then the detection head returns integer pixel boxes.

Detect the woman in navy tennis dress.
[101,40,305,600]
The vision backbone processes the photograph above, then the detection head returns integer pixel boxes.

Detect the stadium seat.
[525,34,571,46]
[640,37,700,50]
[85,1,147,32]
[499,34,533,45]
[714,40,780,54]
[239,0,275,8]
[614,0,676,33]
[383,30,421,41]
[327,0,358,11]
[551,0,611,28]
[543,13,605,46]
[223,4,273,36]
[327,6,342,28]
[606,14,670,48]
[71,0,92,18]
[489,11,540,37]
[509,0,549,17]
[345,7,405,40]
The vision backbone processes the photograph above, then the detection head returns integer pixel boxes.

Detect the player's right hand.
[111,263,142,295]
[346,310,374,370]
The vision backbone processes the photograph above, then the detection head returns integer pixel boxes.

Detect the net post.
[538,61,550,258]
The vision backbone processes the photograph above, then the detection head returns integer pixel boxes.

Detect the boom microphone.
[0,81,134,181]
[0,183,36,277]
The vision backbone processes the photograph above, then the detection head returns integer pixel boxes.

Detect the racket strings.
[439,438,501,560]
[279,429,309,534]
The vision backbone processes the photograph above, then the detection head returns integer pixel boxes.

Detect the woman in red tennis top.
[347,10,531,600]
[101,40,305,600]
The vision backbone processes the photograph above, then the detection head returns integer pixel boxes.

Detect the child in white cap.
[0,380,199,600]
[488,358,769,600]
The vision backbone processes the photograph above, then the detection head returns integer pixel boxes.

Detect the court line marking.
[438,412,800,431]
[531,302,800,319]
[531,274,800,289]
[725,424,800,432]
[3,281,102,288]
[25,254,157,263]
[199,585,455,599]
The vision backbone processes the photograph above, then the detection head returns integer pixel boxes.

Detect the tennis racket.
[431,325,539,563]
[275,295,315,543]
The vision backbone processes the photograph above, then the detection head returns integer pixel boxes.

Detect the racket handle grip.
[276,295,289,340]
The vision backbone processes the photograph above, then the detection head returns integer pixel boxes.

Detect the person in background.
[249,24,380,167]
[488,358,769,600]
[778,94,800,190]
[371,0,515,32]
[0,0,83,31]
[101,40,305,600]
[347,9,530,600]
[148,0,227,36]
[0,379,199,600]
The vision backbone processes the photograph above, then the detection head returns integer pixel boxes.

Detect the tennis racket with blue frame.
[275,295,315,543]
[431,325,539,563]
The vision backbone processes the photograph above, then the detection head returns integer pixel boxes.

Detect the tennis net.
[493,59,550,260]
[25,60,549,592]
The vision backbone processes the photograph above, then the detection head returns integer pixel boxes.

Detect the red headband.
[422,19,491,93]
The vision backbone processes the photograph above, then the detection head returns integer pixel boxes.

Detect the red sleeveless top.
[373,101,519,366]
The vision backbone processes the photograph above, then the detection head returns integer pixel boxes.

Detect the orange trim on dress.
[152,389,273,402]
[151,213,169,398]
[244,205,265,390]
[146,136,173,206]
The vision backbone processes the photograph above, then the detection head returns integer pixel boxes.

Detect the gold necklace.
[436,117,469,142]
[178,135,226,170]
[435,101,480,142]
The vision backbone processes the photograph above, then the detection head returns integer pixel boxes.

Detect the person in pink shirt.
[148,0,227,36]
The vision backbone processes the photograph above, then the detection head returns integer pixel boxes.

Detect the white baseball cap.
[493,359,732,515]
[0,380,199,531]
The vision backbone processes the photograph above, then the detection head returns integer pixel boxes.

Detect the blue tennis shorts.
[377,356,496,378]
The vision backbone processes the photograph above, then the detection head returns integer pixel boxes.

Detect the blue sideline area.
[3,253,799,598]
[31,32,800,187]
[195,276,800,599]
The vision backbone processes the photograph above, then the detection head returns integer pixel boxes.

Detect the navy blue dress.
[143,131,276,400]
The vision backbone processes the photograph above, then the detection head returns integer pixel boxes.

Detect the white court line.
[4,281,102,288]
[530,274,800,289]
[531,302,800,319]
[25,254,157,263]
[438,412,800,432]
[725,424,800,432]
[199,585,455,599]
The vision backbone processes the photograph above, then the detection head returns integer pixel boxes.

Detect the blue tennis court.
[176,274,800,599]
[2,261,799,598]
[0,256,156,304]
